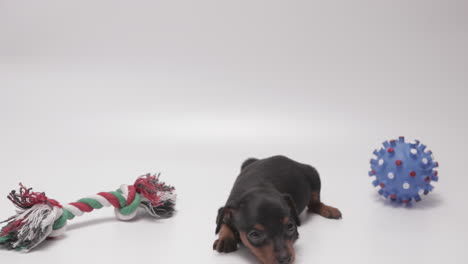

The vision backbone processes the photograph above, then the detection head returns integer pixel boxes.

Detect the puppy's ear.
[283,194,301,226]
[215,206,235,234]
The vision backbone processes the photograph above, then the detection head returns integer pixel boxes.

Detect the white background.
[1,1,467,263]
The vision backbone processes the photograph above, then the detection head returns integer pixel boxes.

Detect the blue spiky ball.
[368,137,439,203]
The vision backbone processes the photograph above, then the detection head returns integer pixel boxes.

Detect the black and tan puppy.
[213,155,342,264]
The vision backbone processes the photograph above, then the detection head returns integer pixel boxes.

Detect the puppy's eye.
[248,230,265,243]
[286,222,296,235]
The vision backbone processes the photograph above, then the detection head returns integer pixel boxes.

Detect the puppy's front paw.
[213,236,238,253]
[319,205,342,219]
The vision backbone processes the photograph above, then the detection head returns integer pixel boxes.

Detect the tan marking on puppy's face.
[240,231,275,264]
[283,217,296,262]
[254,224,265,231]
[286,240,296,263]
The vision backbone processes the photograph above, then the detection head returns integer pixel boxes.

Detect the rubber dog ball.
[368,137,439,203]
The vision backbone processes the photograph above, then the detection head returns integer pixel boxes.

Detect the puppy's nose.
[277,255,292,264]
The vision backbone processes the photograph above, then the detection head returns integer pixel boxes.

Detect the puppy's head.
[219,189,300,264]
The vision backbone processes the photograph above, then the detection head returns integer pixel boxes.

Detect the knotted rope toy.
[0,173,176,252]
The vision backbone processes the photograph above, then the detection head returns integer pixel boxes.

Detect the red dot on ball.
[380,183,385,188]
[410,171,416,177]
[425,176,431,182]
[388,148,394,153]
[390,194,397,199]
[395,160,402,166]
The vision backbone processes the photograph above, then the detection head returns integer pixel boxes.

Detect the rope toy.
[0,173,176,252]
[369,137,439,203]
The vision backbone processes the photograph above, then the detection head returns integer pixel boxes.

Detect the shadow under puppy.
[213,155,342,264]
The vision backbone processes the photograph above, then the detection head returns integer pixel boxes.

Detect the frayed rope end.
[134,173,177,218]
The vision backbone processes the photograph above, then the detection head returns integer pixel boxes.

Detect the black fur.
[241,158,259,171]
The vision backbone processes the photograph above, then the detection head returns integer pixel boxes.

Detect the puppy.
[213,155,342,264]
